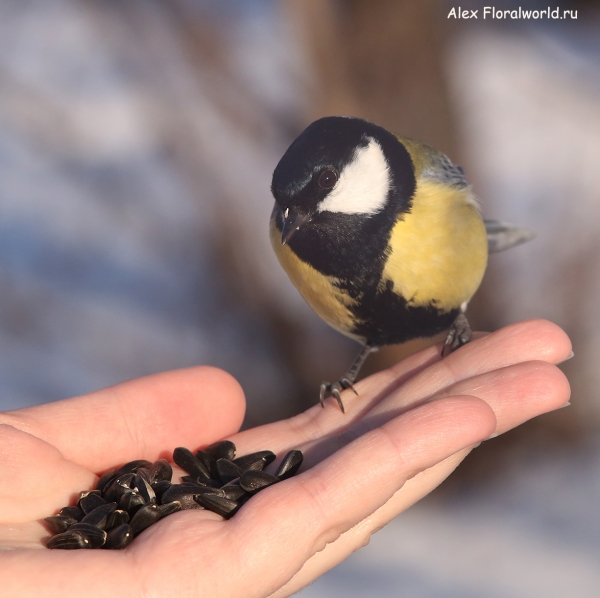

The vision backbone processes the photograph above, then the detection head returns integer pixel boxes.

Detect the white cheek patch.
[317,138,391,215]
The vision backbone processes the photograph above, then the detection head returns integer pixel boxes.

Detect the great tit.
[270,116,532,412]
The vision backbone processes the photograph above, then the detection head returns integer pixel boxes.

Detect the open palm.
[0,319,571,598]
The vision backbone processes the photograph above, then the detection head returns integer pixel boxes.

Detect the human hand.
[0,319,571,597]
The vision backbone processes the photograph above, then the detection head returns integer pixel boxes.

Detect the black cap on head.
[271,116,415,216]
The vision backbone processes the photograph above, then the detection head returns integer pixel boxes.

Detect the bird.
[269,116,533,412]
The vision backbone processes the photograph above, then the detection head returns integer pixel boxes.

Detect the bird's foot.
[319,378,358,413]
[442,312,472,357]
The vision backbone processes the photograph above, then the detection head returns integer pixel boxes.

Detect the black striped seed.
[81,502,118,529]
[104,524,133,550]
[95,468,117,494]
[130,504,162,536]
[149,460,173,484]
[106,509,130,530]
[240,470,280,493]
[47,531,91,550]
[173,447,211,480]
[66,523,107,548]
[78,492,107,515]
[216,459,242,485]
[114,460,153,477]
[59,506,84,521]
[203,440,236,461]
[233,451,276,472]
[44,515,78,534]
[275,450,304,480]
[45,443,303,549]
[195,494,239,518]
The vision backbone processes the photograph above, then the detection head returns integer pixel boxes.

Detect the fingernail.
[557,402,571,409]
[560,351,574,363]
[487,432,499,440]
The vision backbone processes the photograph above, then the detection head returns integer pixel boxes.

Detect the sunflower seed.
[203,440,236,461]
[158,501,182,517]
[44,515,78,534]
[161,484,220,509]
[119,490,146,514]
[149,459,172,484]
[240,470,280,493]
[151,480,171,502]
[180,475,221,488]
[78,490,101,502]
[168,494,203,510]
[81,502,118,529]
[221,480,247,501]
[195,494,239,518]
[173,447,210,480]
[194,450,216,478]
[106,509,130,529]
[216,458,242,485]
[67,523,107,548]
[162,482,223,498]
[134,468,152,485]
[59,506,84,521]
[275,450,304,480]
[130,503,161,536]
[133,474,156,504]
[95,468,117,494]
[103,473,135,503]
[78,492,107,514]
[233,451,276,472]
[104,524,133,549]
[47,530,91,550]
[114,460,152,477]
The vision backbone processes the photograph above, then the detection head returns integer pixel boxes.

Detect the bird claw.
[442,312,472,357]
[319,377,358,413]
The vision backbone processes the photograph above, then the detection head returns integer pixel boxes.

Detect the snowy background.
[1,0,600,595]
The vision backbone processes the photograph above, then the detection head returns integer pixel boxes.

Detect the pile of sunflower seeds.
[45,441,303,549]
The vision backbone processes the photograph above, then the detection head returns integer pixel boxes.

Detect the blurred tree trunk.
[287,0,458,154]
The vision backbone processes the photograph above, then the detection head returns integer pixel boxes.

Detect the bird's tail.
[484,220,535,253]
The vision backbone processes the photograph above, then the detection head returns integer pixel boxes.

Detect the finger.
[197,396,497,598]
[272,449,471,597]
[432,360,570,435]
[271,361,571,594]
[0,367,246,472]
[344,318,571,419]
[292,359,568,476]
[0,424,96,521]
[231,319,570,457]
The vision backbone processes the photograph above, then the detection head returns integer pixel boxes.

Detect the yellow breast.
[269,219,361,339]
[380,180,488,311]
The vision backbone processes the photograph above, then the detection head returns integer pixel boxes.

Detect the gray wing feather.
[417,147,533,252]
[421,151,469,188]
[485,220,535,253]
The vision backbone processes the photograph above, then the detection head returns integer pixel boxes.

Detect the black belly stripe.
[348,286,459,345]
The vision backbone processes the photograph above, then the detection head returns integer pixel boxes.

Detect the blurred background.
[1,0,599,594]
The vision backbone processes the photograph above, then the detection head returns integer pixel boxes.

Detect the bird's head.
[270,116,415,246]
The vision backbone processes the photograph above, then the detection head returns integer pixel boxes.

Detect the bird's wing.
[484,220,535,253]
[420,150,469,189]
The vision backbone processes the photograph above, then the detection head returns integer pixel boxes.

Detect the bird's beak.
[281,207,311,245]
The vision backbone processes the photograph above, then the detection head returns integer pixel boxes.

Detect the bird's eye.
[318,168,338,189]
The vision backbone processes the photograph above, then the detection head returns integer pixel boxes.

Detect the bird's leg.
[320,343,378,413]
[442,311,472,357]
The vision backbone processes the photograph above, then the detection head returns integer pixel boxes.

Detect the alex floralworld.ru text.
[448,7,577,19]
